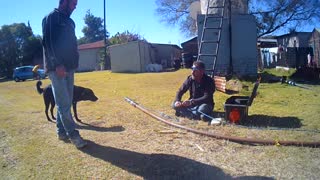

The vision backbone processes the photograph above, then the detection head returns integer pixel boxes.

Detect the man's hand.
[182,100,192,107]
[56,65,67,78]
[174,101,182,108]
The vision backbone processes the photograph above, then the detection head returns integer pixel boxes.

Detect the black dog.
[36,81,98,122]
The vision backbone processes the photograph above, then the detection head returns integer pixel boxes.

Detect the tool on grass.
[280,76,312,90]
[197,110,223,125]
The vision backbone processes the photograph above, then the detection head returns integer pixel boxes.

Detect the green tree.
[22,35,43,66]
[109,30,146,45]
[155,0,320,38]
[78,10,109,44]
[0,23,41,77]
[0,25,17,77]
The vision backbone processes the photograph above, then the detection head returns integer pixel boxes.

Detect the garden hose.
[125,97,320,148]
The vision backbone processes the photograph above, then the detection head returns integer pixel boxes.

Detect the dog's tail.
[36,80,43,94]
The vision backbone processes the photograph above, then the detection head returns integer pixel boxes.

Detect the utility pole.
[103,0,108,69]
[228,0,233,76]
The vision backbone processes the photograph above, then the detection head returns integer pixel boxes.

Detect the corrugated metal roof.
[276,32,311,38]
[78,40,105,50]
[150,43,182,50]
[257,38,277,43]
[181,37,197,47]
[257,38,278,48]
[107,40,140,49]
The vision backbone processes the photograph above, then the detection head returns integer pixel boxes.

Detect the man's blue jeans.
[48,70,80,138]
[172,102,213,121]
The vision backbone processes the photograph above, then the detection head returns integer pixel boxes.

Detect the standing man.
[42,0,86,148]
[173,61,215,121]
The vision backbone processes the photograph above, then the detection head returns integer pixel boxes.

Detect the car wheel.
[14,77,20,82]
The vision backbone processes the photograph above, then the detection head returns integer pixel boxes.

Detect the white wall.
[78,49,100,71]
[109,41,154,73]
[110,41,140,73]
[139,42,154,71]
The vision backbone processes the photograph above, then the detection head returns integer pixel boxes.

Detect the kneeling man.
[173,61,215,121]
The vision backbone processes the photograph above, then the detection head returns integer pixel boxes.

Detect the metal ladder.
[197,0,226,76]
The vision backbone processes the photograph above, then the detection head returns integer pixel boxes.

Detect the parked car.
[12,65,46,82]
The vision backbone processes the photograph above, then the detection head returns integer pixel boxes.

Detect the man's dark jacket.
[175,74,215,107]
[42,8,79,72]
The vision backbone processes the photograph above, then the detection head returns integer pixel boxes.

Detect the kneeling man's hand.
[182,100,192,107]
[174,101,182,107]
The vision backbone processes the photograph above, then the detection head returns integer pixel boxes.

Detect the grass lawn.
[0,69,320,179]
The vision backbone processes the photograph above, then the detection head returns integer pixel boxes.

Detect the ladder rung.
[201,40,219,43]
[208,6,225,9]
[198,0,226,73]
[203,27,222,30]
[199,54,217,56]
[206,16,224,19]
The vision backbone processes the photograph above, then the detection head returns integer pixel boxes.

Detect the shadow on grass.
[213,111,302,129]
[290,67,320,85]
[257,72,282,83]
[225,89,240,95]
[258,68,320,85]
[76,123,125,132]
[81,140,273,180]
[243,115,302,128]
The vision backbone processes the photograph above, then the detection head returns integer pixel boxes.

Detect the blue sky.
[0,0,190,46]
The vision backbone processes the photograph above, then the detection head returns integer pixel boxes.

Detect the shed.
[150,43,182,68]
[109,41,156,73]
[308,28,320,67]
[78,40,105,71]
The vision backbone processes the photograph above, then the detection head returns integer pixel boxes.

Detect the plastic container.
[224,96,249,124]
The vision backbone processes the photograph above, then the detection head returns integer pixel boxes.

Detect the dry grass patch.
[0,69,319,179]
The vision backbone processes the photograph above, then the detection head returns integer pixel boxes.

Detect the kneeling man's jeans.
[172,102,213,121]
[48,70,80,138]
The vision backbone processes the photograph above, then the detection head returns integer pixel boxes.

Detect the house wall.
[78,48,100,71]
[277,33,311,48]
[231,15,257,76]
[309,30,320,67]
